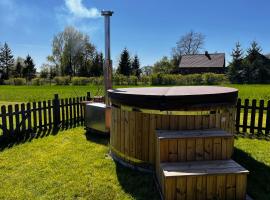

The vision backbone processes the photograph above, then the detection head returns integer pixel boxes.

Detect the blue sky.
[0,0,270,70]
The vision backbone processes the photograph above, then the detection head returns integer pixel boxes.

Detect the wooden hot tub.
[108,86,238,170]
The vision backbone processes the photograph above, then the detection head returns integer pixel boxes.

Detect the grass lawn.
[234,137,270,200]
[0,84,269,104]
[0,127,159,200]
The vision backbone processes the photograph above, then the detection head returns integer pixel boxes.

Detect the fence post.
[235,99,241,133]
[87,92,91,101]
[266,100,270,135]
[1,106,8,136]
[53,94,60,129]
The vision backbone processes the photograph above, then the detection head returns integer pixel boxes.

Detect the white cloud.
[65,0,100,18]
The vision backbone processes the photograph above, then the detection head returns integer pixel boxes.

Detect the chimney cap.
[101,10,114,16]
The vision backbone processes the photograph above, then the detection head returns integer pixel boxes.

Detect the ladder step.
[159,160,249,200]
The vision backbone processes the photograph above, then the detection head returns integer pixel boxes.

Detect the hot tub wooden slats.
[111,106,235,165]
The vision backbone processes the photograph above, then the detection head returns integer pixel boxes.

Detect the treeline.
[0,42,36,84]
[228,41,270,83]
[3,73,227,86]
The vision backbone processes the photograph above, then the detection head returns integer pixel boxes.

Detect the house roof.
[265,54,270,59]
[179,53,225,68]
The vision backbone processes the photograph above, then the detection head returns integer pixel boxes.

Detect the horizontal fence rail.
[0,92,91,138]
[0,96,270,138]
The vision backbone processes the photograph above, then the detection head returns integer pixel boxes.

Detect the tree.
[0,42,14,79]
[227,42,244,83]
[89,52,104,77]
[141,66,153,76]
[153,56,175,74]
[23,55,36,81]
[172,31,205,67]
[49,26,96,76]
[12,57,25,78]
[131,55,141,78]
[117,48,132,76]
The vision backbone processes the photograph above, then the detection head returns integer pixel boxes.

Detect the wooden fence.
[0,96,270,138]
[0,92,91,138]
[236,98,270,135]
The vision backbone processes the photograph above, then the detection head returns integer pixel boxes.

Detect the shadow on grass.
[0,124,81,151]
[233,147,270,200]
[115,163,160,200]
[84,129,109,146]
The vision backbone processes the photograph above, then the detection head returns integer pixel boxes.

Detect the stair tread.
[161,160,249,177]
[156,129,232,139]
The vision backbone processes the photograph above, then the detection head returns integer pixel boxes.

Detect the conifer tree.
[228,42,244,83]
[23,55,36,81]
[0,42,14,79]
[117,48,131,76]
[131,55,141,78]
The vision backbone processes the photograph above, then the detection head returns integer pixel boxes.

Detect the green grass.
[0,84,269,104]
[0,127,159,200]
[234,137,270,200]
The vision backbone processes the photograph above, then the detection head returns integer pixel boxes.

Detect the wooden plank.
[73,98,76,125]
[1,106,7,136]
[216,175,226,200]
[116,108,121,151]
[206,175,217,200]
[79,97,83,125]
[120,110,125,154]
[26,103,31,133]
[178,139,187,161]
[168,139,178,162]
[202,115,210,129]
[165,177,176,200]
[221,138,228,160]
[186,139,195,161]
[135,112,143,159]
[43,101,47,129]
[148,114,156,164]
[155,114,162,129]
[186,176,196,200]
[32,102,37,132]
[242,99,249,133]
[195,115,202,129]
[196,176,206,200]
[169,115,178,130]
[124,111,129,157]
[204,138,213,160]
[8,105,14,135]
[76,97,80,125]
[38,102,42,129]
[209,112,216,128]
[60,99,65,126]
[226,174,236,200]
[48,100,52,129]
[215,110,221,129]
[178,115,187,130]
[227,137,234,158]
[65,99,69,127]
[258,100,264,134]
[236,174,247,200]
[265,100,270,135]
[160,139,169,162]
[129,111,136,158]
[161,115,170,129]
[195,138,204,161]
[15,104,20,134]
[213,138,222,160]
[250,99,256,134]
[176,177,186,200]
[21,103,26,132]
[236,99,241,133]
[186,115,195,130]
[142,113,150,161]
[69,98,72,126]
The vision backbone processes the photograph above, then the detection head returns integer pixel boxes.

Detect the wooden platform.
[160,160,249,200]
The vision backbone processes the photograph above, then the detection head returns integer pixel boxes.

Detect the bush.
[202,73,228,85]
[89,77,104,85]
[140,75,151,85]
[128,76,138,85]
[32,78,46,86]
[71,77,90,85]
[113,74,128,85]
[54,76,70,85]
[4,78,26,85]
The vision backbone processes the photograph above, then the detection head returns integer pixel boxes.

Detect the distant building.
[265,54,270,59]
[178,51,225,74]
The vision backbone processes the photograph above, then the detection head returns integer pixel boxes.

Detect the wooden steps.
[155,129,248,200]
[156,129,234,167]
[160,160,248,200]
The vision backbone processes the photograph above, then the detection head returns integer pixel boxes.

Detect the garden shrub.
[128,76,138,85]
[54,76,70,85]
[89,77,104,85]
[140,75,151,85]
[202,73,228,85]
[4,78,26,85]
[71,77,90,85]
[32,78,46,86]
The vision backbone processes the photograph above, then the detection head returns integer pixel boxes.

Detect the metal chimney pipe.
[101,10,113,106]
